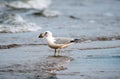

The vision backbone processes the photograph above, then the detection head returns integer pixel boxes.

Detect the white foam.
[42,9,61,17]
[6,0,51,10]
[0,13,41,33]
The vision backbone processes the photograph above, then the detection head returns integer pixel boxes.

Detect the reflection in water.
[0,56,73,79]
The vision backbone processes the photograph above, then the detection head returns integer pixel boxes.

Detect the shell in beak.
[38,33,44,38]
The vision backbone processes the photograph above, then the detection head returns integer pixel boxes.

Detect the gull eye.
[45,32,48,35]
[44,32,49,36]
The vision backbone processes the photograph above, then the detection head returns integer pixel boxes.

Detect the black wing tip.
[70,39,79,43]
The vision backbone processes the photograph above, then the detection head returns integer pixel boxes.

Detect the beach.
[0,0,120,79]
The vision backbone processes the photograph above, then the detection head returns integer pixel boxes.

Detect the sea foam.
[5,0,51,10]
[0,13,41,33]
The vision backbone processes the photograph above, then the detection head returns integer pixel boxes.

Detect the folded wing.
[54,37,73,44]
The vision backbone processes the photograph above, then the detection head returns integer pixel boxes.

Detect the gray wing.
[54,37,73,44]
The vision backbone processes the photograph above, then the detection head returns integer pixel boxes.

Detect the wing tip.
[70,39,79,43]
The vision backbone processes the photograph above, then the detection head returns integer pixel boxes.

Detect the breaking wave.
[3,0,51,10]
[0,13,41,33]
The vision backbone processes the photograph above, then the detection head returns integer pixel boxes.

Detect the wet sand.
[0,40,120,79]
[57,48,120,79]
[0,45,73,79]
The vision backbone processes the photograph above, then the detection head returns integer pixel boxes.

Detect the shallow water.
[0,0,120,79]
[57,48,120,79]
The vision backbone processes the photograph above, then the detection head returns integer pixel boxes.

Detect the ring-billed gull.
[38,31,78,56]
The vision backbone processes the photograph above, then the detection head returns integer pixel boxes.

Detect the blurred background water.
[0,0,120,45]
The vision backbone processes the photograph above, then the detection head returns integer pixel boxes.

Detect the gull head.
[44,31,52,37]
[38,31,52,38]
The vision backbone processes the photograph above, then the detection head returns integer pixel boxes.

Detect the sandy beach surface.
[0,0,120,79]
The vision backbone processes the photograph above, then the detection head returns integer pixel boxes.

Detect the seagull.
[38,31,78,56]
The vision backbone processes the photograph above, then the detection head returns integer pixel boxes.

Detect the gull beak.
[38,33,44,38]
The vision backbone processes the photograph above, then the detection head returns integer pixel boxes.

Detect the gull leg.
[58,49,60,56]
[54,49,57,56]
